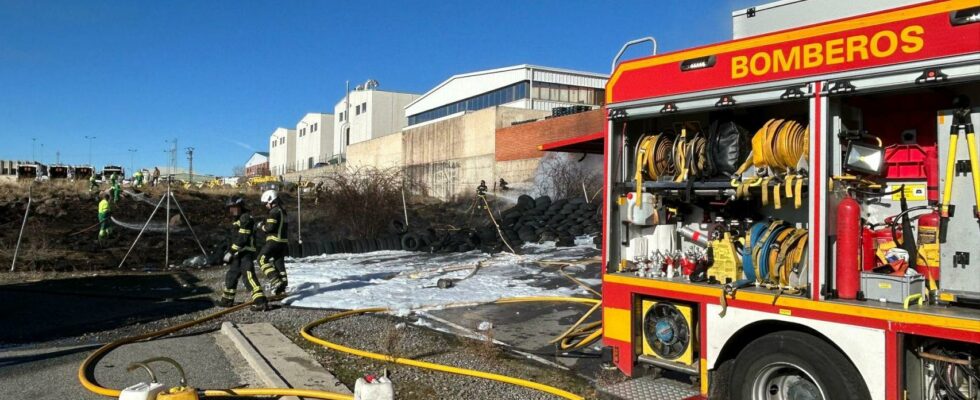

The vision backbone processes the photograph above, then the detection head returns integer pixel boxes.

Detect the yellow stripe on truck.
[603,307,632,343]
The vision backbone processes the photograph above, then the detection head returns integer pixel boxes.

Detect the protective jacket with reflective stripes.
[263,206,288,242]
[231,213,257,253]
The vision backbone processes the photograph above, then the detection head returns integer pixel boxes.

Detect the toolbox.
[860,272,924,304]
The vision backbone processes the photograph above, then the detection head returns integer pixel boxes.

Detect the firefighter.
[217,196,268,311]
[89,173,99,192]
[109,172,121,202]
[97,191,112,245]
[134,169,144,188]
[257,189,288,296]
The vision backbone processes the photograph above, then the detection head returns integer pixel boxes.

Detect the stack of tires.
[288,194,602,258]
[494,195,601,248]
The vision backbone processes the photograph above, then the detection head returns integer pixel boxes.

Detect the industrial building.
[342,65,609,199]
[404,64,607,127]
[268,127,296,177]
[332,80,420,161]
[294,112,335,171]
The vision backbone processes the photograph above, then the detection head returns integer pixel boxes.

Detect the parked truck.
[595,1,980,399]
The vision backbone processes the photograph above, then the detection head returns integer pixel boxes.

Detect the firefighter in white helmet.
[257,189,288,296]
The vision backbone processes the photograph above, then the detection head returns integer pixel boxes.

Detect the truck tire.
[729,330,870,400]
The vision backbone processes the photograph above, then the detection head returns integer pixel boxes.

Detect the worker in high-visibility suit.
[134,169,144,188]
[257,190,288,296]
[217,196,268,311]
[97,191,112,245]
[89,173,99,192]
[110,172,121,202]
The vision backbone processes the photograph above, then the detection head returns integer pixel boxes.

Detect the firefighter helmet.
[261,190,278,205]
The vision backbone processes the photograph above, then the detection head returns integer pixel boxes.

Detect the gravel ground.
[2,266,597,400]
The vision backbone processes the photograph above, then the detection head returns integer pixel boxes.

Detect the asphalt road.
[0,332,251,400]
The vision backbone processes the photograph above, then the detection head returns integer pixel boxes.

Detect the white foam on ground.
[283,241,597,310]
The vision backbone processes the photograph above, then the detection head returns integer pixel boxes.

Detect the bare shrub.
[315,167,426,239]
[533,153,602,201]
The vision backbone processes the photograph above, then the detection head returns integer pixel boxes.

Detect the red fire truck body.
[599,1,980,399]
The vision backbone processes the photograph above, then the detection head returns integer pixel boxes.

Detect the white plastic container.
[354,376,394,400]
[118,382,165,400]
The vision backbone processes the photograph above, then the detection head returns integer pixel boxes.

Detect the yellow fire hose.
[77,299,355,400]
[300,296,601,400]
[80,295,602,399]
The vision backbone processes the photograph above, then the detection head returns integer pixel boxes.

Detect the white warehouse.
[268,127,296,177]
[294,112,335,171]
[404,64,608,127]
[333,80,420,160]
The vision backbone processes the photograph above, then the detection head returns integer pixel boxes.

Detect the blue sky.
[0,0,758,176]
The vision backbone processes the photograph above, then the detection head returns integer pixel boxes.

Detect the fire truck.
[597,1,980,399]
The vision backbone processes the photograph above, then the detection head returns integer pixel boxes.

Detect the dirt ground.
[0,180,495,273]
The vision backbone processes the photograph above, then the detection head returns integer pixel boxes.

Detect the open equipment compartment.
[608,96,813,295]
[825,72,980,400]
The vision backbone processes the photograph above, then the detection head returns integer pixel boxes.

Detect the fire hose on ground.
[79,296,602,400]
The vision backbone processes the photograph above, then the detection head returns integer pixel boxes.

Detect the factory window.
[407,81,529,125]
[280,137,284,144]
[355,105,361,115]
[362,102,367,113]
[313,123,317,132]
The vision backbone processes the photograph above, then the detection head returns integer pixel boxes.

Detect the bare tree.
[231,165,245,177]
[534,153,602,201]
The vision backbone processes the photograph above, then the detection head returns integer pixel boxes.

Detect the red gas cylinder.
[836,196,862,299]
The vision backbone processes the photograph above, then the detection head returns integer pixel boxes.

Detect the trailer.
[72,165,94,180]
[48,164,69,180]
[16,163,46,181]
[598,1,980,399]
[100,165,124,182]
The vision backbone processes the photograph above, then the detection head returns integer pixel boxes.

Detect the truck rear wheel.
[729,330,870,400]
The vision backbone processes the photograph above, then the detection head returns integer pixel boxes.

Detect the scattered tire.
[389,219,408,234]
[400,233,422,252]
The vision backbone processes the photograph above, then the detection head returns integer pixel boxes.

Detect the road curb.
[220,322,291,390]
[220,321,351,398]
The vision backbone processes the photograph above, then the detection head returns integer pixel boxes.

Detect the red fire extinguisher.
[837,196,861,299]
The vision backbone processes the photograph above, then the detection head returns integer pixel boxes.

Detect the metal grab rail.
[611,36,658,74]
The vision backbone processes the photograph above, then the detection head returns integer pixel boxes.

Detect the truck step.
[597,375,702,400]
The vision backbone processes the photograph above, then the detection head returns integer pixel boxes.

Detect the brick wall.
[246,162,269,177]
[494,109,604,162]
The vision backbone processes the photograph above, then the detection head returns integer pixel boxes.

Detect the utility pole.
[32,138,36,162]
[56,151,60,164]
[164,139,178,178]
[185,147,194,183]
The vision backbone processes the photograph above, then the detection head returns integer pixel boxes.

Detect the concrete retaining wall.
[346,133,403,169]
